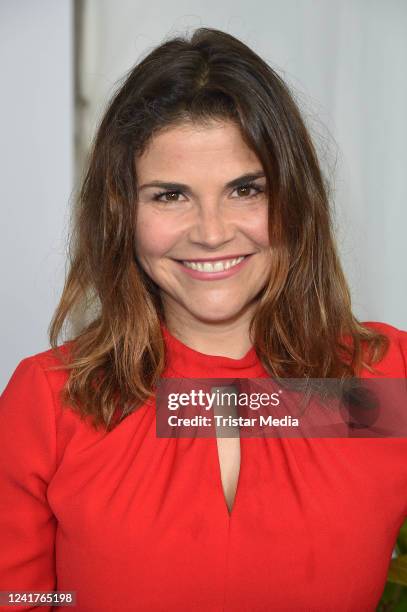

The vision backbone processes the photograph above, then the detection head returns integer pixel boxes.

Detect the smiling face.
[134,119,272,330]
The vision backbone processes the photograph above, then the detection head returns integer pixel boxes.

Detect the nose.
[188,199,235,248]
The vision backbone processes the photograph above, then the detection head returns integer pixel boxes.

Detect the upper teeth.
[182,256,245,272]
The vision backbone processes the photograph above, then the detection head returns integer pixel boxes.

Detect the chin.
[188,305,248,324]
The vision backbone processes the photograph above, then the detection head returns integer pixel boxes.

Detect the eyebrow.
[138,171,266,193]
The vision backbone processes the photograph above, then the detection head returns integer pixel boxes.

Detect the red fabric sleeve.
[398,328,407,377]
[0,357,57,611]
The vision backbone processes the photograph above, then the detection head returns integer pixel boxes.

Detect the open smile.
[173,254,253,280]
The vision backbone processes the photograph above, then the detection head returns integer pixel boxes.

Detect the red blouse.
[0,320,407,611]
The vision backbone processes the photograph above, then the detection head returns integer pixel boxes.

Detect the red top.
[1,320,407,611]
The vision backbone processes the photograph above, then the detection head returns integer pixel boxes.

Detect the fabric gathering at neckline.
[159,320,269,379]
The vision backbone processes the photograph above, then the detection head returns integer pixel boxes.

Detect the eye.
[232,182,265,199]
[151,190,186,203]
[150,182,265,203]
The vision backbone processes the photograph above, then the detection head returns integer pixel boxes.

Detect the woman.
[1,27,406,612]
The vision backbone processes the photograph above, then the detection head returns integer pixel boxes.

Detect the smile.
[182,256,245,272]
[174,254,252,280]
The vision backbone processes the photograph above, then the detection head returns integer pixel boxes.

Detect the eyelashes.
[151,181,265,203]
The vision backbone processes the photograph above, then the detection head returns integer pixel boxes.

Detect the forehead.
[136,120,261,178]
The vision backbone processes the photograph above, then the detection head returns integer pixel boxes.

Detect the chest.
[215,436,241,515]
[48,411,407,611]
[212,383,242,515]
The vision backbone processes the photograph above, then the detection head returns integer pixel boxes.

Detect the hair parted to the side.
[48,27,389,432]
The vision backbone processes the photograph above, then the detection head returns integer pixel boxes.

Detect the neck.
[162,305,256,360]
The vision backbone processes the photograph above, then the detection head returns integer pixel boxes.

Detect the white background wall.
[1,0,406,390]
[0,0,73,390]
[79,0,407,328]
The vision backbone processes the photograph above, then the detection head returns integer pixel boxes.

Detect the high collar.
[160,320,268,379]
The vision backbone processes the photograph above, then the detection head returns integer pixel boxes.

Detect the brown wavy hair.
[48,27,389,432]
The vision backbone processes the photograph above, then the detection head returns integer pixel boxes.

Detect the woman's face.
[134,119,272,326]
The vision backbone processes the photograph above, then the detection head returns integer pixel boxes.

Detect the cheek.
[135,212,179,258]
[241,207,270,247]
[255,225,270,248]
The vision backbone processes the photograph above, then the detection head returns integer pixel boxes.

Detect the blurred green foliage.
[377,520,407,611]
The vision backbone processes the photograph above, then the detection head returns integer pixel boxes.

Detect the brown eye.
[233,183,264,199]
[152,190,184,202]
[164,192,180,201]
[237,186,251,197]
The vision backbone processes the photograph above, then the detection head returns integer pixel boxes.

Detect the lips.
[173,254,252,280]
[178,254,250,263]
[182,255,245,272]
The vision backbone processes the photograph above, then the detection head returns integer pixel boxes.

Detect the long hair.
[48,27,389,431]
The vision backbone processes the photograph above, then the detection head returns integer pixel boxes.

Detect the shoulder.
[0,346,76,499]
[360,320,407,376]
[1,342,73,405]
[25,341,73,368]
